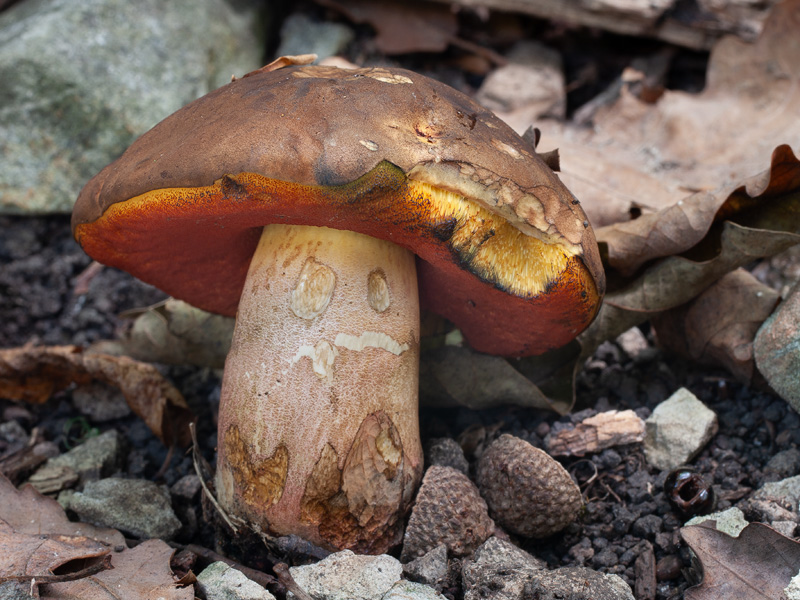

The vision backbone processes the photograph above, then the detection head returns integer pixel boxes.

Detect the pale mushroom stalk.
[215,224,422,552]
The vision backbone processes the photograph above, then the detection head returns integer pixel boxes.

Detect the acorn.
[476,434,582,538]
[401,466,495,561]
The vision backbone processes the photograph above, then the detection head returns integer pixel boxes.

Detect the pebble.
[58,477,181,540]
[685,507,749,537]
[28,429,123,492]
[462,537,545,600]
[753,475,800,510]
[523,567,634,600]
[644,388,718,470]
[288,550,402,600]
[655,554,683,581]
[196,562,276,600]
[382,580,448,600]
[754,280,800,411]
[402,545,448,590]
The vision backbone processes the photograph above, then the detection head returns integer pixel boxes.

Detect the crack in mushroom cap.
[72,64,605,357]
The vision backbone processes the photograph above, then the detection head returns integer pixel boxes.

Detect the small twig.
[273,563,315,600]
[153,443,175,481]
[189,422,242,533]
[0,554,113,585]
[72,261,105,296]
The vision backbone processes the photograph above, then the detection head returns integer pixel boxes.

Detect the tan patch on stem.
[224,425,289,510]
[290,257,336,320]
[367,268,390,313]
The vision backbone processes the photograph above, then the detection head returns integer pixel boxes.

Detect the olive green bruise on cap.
[72,64,605,356]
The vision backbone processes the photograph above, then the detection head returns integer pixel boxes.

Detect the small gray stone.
[289,550,402,600]
[616,327,650,359]
[755,280,800,410]
[685,507,749,537]
[753,475,800,511]
[766,448,800,479]
[30,429,123,487]
[772,521,797,538]
[277,13,353,61]
[72,382,131,422]
[58,477,181,540]
[196,562,276,600]
[425,438,469,475]
[644,388,718,470]
[523,567,634,600]
[462,537,545,600]
[381,580,447,600]
[0,0,263,214]
[403,545,448,590]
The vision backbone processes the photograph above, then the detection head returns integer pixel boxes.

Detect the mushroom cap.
[72,64,604,356]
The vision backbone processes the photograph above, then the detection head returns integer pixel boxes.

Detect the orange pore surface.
[75,162,600,356]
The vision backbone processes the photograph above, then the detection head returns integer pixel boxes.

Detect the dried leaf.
[40,540,193,600]
[317,0,457,54]
[535,0,800,227]
[0,474,124,548]
[681,522,800,599]
[653,269,780,382]
[112,298,234,369]
[0,346,193,447]
[0,475,191,599]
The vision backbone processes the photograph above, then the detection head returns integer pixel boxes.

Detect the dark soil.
[1,16,795,600]
[2,209,796,600]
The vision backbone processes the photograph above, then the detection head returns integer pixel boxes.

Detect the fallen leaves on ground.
[680,521,800,599]
[0,345,193,447]
[99,298,234,370]
[0,474,192,599]
[536,0,800,227]
[652,269,780,382]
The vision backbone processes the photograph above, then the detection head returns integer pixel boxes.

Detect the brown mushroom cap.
[72,64,605,356]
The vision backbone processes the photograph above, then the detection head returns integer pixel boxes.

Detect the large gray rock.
[523,567,634,600]
[58,477,181,539]
[0,0,263,214]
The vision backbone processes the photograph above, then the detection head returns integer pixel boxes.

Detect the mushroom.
[72,62,605,553]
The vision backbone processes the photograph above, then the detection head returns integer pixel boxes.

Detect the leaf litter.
[0,474,191,599]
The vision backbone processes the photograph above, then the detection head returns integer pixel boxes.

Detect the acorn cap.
[476,434,582,538]
[401,465,495,561]
[72,63,605,356]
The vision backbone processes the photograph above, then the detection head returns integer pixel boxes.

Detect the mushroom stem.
[215,224,423,553]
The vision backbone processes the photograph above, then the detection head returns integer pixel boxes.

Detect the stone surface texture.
[0,0,263,214]
[58,477,181,539]
[755,281,800,411]
[462,537,545,600]
[196,562,277,600]
[288,550,403,600]
[644,387,718,470]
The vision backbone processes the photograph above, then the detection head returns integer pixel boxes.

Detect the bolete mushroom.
[72,62,605,553]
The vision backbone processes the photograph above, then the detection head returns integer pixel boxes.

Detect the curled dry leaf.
[0,475,192,599]
[109,298,234,369]
[681,521,800,600]
[537,0,800,227]
[0,345,193,447]
[652,269,780,383]
[519,144,800,411]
